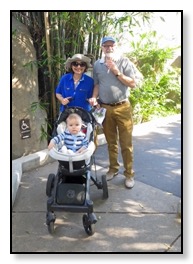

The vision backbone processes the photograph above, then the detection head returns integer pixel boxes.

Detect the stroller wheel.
[102,175,108,199]
[48,221,55,234]
[82,214,95,236]
[46,212,56,234]
[46,173,55,197]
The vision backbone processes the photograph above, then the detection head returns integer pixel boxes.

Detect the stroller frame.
[46,107,108,236]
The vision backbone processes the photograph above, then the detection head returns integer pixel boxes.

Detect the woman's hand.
[61,97,72,105]
[56,94,72,105]
[88,97,97,106]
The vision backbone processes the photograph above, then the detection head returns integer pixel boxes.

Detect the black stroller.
[46,107,108,236]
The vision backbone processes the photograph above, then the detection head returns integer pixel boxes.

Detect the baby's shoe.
[61,146,68,153]
[67,149,74,154]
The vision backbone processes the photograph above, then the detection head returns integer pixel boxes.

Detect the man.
[89,36,143,189]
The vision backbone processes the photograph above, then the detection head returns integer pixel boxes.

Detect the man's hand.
[105,57,119,75]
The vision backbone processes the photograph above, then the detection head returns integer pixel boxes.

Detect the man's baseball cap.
[101,36,116,45]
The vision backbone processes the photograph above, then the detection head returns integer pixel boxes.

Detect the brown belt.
[101,100,128,107]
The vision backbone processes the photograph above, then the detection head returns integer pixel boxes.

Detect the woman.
[56,54,94,112]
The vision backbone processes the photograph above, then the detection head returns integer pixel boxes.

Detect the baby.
[48,113,88,154]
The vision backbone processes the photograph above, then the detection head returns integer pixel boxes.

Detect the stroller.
[46,107,108,236]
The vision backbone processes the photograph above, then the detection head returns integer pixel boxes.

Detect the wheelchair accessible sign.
[19,119,31,139]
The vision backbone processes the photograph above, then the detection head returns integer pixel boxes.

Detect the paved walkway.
[12,114,182,253]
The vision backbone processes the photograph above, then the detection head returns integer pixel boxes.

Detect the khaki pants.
[102,101,134,179]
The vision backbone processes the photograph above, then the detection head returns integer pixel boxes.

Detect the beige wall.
[12,16,47,159]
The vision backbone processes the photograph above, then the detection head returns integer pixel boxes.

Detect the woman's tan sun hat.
[65,54,92,71]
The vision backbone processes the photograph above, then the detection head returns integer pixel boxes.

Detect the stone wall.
[12,16,47,159]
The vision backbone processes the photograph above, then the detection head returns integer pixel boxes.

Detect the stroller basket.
[56,183,85,205]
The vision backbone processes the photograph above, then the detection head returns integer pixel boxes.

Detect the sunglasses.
[71,62,86,67]
[102,44,115,48]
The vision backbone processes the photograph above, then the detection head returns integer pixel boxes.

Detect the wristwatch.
[116,72,121,77]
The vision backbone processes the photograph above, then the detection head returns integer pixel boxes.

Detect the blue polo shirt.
[55,73,94,112]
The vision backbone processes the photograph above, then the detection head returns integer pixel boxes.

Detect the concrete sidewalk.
[12,114,182,253]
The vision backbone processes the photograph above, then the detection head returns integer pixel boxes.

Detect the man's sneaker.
[125,178,135,189]
[106,171,118,181]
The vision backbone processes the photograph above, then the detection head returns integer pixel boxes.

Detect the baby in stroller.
[48,113,89,154]
[46,107,108,236]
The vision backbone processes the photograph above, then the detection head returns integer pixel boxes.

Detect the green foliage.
[30,101,49,113]
[13,12,181,141]
[12,29,17,38]
[30,102,52,142]
[129,32,181,124]
[40,119,52,142]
